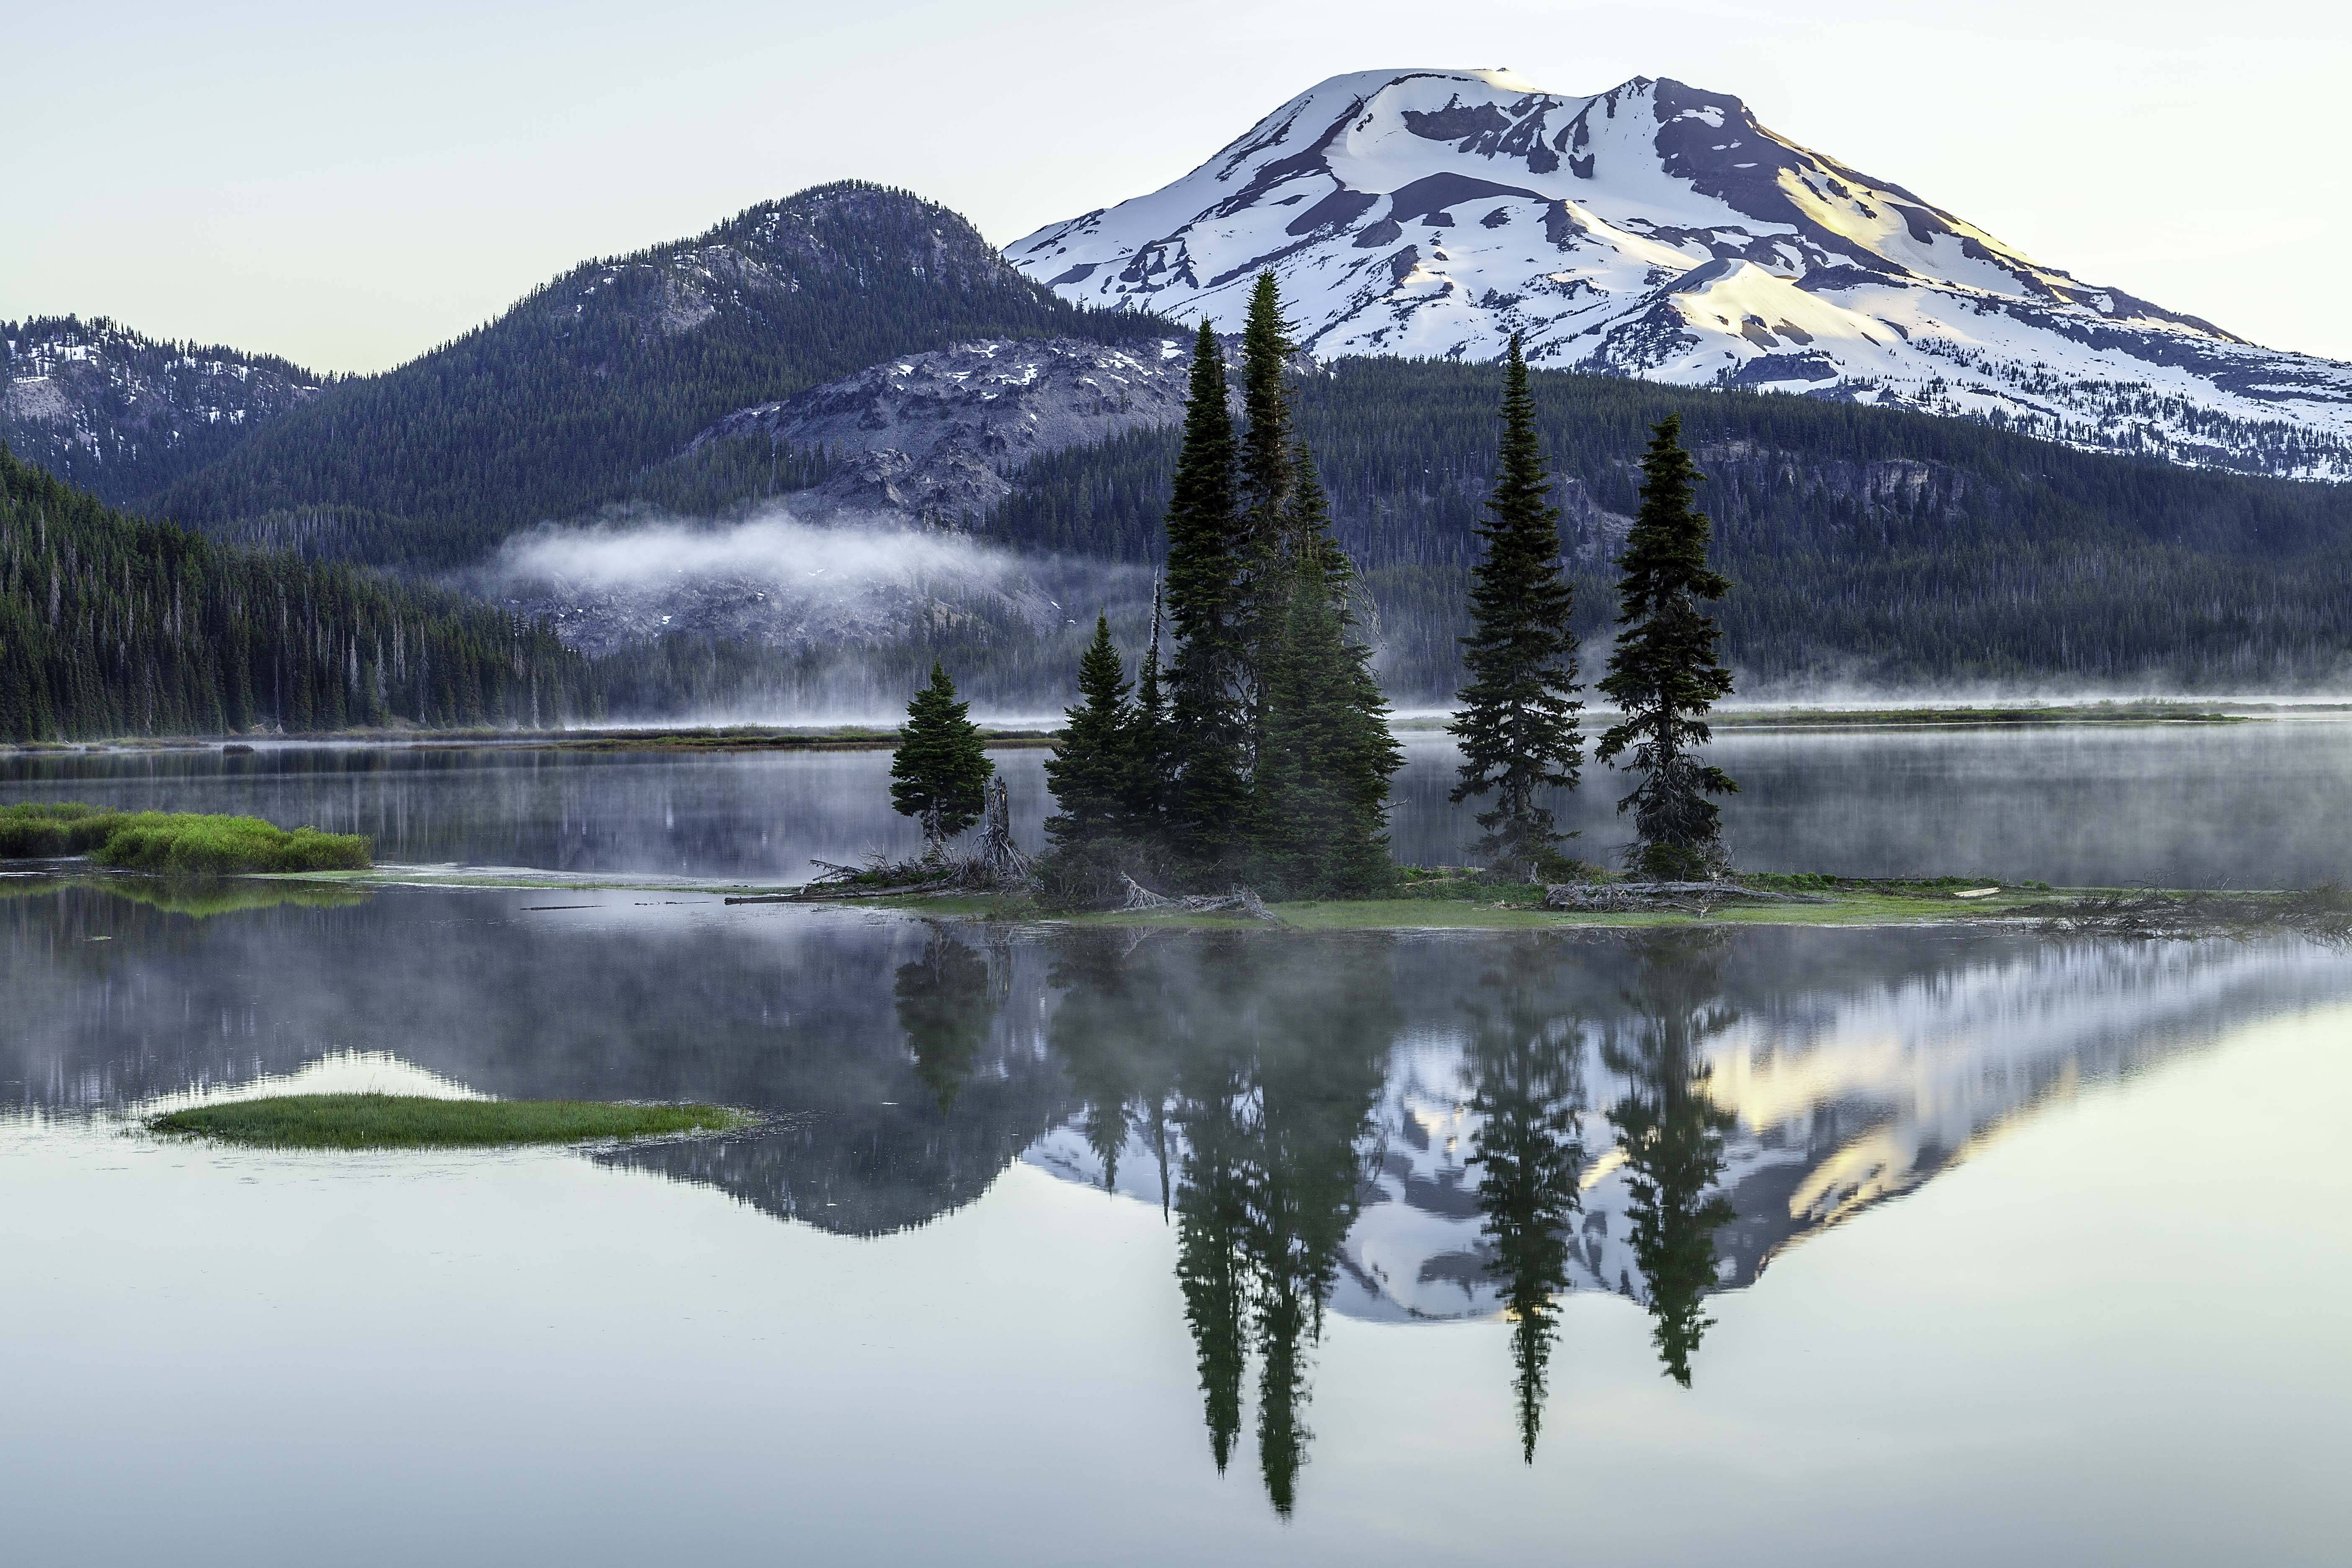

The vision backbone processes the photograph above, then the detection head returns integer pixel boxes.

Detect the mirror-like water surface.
[7,718,2352,885]
[5,728,2350,1563]
[4,872,2349,1563]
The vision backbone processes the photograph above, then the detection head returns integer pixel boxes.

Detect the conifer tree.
[1235,271,1297,730]
[1162,320,1248,870]
[1043,614,1132,848]
[1124,585,1173,833]
[1449,334,1584,881]
[1596,415,1737,878]
[890,660,993,854]
[1251,452,1401,896]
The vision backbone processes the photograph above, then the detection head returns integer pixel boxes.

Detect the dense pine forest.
[139,183,1174,571]
[985,361,2352,693]
[0,447,586,741]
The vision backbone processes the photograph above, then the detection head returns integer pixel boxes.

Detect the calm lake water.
[3,726,2350,1564]
[5,717,2352,886]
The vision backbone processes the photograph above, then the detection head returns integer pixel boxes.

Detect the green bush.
[0,803,370,872]
[0,802,121,857]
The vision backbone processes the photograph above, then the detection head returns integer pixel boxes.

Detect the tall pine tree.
[1596,415,1737,878]
[890,660,993,854]
[1449,334,1585,881]
[1235,271,1297,741]
[1162,320,1248,872]
[1043,614,1133,848]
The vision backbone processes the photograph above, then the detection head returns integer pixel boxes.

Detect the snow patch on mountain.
[1012,69,2352,480]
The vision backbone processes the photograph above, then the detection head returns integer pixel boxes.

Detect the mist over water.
[8,722,2352,887]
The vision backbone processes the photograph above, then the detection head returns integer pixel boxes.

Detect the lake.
[3,725,2349,1564]
[7,717,2352,885]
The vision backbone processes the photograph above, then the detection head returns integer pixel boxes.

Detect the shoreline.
[9,700,2350,757]
[14,864,2344,938]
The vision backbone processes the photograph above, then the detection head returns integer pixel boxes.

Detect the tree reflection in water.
[1035,926,1744,1505]
[893,923,999,1112]
[1462,944,1590,1462]
[1045,930,1394,1515]
[1604,932,1738,1386]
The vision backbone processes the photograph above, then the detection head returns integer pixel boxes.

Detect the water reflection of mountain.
[12,885,2351,1509]
[0,886,1065,1238]
[1033,928,2352,1326]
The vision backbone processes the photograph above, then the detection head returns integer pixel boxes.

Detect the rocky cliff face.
[2,316,323,502]
[1012,69,2352,479]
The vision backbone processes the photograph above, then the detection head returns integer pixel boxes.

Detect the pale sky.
[7,0,2343,373]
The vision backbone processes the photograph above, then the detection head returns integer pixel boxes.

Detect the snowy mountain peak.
[1012,68,2352,478]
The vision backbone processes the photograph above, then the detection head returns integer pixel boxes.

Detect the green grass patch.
[147,1093,749,1149]
[0,803,369,872]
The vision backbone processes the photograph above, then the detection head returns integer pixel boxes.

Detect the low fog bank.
[478,503,2352,726]
[483,503,1156,723]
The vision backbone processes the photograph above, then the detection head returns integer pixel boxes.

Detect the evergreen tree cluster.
[1038,278,1403,902]
[0,446,585,741]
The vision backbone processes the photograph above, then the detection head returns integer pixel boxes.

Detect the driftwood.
[1542,880,1830,913]
[1120,874,1284,923]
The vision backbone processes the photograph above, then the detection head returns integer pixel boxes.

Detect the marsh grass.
[0,804,369,873]
[148,1093,749,1149]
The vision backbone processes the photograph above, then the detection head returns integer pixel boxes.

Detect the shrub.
[0,803,370,872]
[93,814,370,874]
[0,802,121,857]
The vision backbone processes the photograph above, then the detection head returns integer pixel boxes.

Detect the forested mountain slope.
[140,183,1173,570]
[3,317,327,503]
[982,361,2352,693]
[0,447,585,741]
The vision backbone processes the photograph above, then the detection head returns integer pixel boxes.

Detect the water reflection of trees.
[1462,953,1589,1462]
[894,924,998,1111]
[1048,930,1395,1515]
[1604,933,1737,1386]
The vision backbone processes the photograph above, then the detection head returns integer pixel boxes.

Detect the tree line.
[0,446,588,740]
[983,357,2352,694]
[892,277,1745,891]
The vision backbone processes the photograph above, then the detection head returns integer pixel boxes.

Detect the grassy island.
[0,803,369,873]
[147,1093,749,1149]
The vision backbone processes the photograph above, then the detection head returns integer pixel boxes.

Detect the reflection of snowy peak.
[1027,937,2351,1323]
[1012,69,2352,478]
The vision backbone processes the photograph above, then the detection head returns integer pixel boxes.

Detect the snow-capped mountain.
[1012,69,2352,480]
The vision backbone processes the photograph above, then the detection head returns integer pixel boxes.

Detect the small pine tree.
[1595,415,1737,877]
[1251,451,1402,896]
[1043,614,1133,848]
[890,660,993,854]
[1449,333,1585,881]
